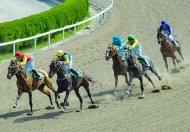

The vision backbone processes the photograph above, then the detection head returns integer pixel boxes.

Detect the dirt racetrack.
[1,0,190,132]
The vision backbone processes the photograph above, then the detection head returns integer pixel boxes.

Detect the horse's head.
[121,48,135,67]
[49,60,67,78]
[157,29,168,44]
[7,59,20,79]
[105,46,118,61]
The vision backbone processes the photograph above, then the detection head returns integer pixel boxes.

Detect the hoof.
[152,89,160,93]
[62,108,66,112]
[13,105,16,108]
[114,91,117,95]
[126,90,130,94]
[161,85,172,90]
[45,106,54,109]
[88,104,99,109]
[26,112,33,116]
[76,110,80,112]
[138,95,145,99]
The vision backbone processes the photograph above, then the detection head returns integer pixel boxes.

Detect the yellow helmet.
[56,50,63,57]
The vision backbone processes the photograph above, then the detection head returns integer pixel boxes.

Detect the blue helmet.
[112,35,119,43]
[161,20,167,25]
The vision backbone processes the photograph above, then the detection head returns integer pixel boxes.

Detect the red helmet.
[15,51,22,57]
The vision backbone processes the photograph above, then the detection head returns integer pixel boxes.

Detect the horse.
[48,60,95,112]
[121,49,161,98]
[157,29,184,71]
[7,59,59,115]
[105,45,128,93]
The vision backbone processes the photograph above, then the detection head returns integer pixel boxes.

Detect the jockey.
[54,50,80,79]
[159,20,178,47]
[14,51,42,79]
[122,35,150,68]
[112,35,126,53]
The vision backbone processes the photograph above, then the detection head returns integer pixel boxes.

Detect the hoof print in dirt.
[161,85,172,90]
[171,68,180,73]
[138,96,145,99]
[76,110,80,112]
[88,104,99,109]
[151,89,160,93]
[60,102,69,106]
[179,66,186,69]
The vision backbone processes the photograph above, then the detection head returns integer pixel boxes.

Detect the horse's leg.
[37,86,54,109]
[139,76,145,97]
[13,90,23,108]
[27,91,33,115]
[149,62,161,80]
[144,73,159,93]
[74,88,83,110]
[177,46,184,60]
[62,88,70,112]
[172,56,177,67]
[114,74,118,93]
[44,79,60,108]
[124,73,128,84]
[126,74,133,94]
[82,78,94,104]
[173,54,180,63]
[163,56,168,71]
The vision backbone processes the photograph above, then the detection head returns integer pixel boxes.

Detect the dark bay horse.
[48,60,94,112]
[157,29,184,71]
[105,46,128,93]
[7,59,59,115]
[121,49,161,98]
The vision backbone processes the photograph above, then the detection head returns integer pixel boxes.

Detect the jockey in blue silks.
[159,20,178,47]
[112,35,127,54]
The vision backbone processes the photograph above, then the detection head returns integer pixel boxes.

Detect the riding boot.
[137,57,149,68]
[32,69,43,80]
[70,69,81,79]
[171,40,178,47]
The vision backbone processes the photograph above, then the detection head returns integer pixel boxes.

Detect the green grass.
[0,17,90,62]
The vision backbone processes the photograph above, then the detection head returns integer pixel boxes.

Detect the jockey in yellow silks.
[54,50,81,79]
[122,35,150,67]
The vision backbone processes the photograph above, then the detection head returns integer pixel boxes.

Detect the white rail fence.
[0,0,113,56]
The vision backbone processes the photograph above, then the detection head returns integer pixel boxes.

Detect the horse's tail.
[87,76,96,86]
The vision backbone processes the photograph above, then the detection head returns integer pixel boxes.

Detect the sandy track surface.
[1,0,190,131]
[0,0,59,23]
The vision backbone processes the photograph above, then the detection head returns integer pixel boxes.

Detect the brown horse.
[157,29,184,71]
[48,60,95,112]
[105,45,128,93]
[7,59,59,115]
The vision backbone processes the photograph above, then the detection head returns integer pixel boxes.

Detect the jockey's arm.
[131,40,139,48]
[20,57,27,67]
[166,24,172,35]
[63,55,70,65]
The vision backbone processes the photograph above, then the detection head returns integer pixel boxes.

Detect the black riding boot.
[31,69,42,80]
[70,69,81,79]
[171,40,178,47]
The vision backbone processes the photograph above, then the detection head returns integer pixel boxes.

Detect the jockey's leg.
[169,35,178,47]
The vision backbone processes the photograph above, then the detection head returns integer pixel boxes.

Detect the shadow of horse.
[0,109,40,119]
[157,29,184,71]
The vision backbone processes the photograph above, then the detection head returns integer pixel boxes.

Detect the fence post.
[83,23,86,35]
[34,38,37,54]
[74,25,77,39]
[48,33,51,49]
[13,42,16,56]
[62,29,65,43]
